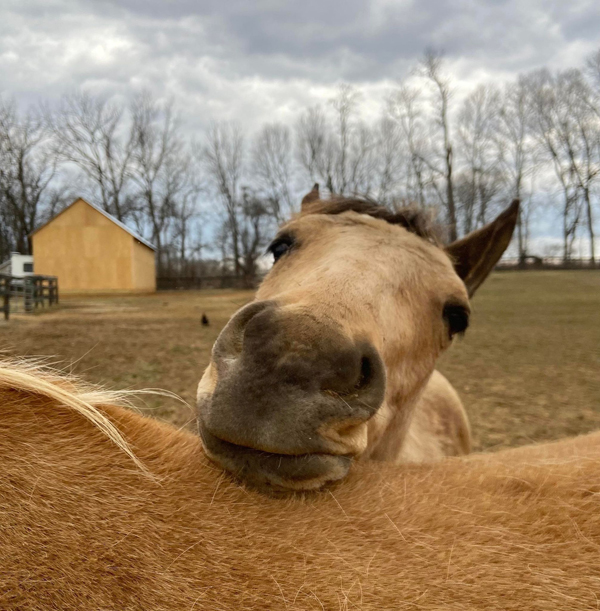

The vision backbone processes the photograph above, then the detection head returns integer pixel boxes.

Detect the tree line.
[1,48,599,279]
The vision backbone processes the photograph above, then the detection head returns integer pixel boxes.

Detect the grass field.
[1,271,599,453]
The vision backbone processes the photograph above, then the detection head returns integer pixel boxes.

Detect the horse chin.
[198,424,353,495]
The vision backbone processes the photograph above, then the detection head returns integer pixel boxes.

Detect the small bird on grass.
[201,314,210,326]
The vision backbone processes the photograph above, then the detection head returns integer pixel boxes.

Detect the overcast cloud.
[1,0,599,134]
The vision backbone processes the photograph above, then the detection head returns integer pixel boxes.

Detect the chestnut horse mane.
[0,358,162,477]
[303,196,443,244]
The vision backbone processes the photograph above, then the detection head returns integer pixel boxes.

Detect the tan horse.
[197,186,519,492]
[2,360,600,611]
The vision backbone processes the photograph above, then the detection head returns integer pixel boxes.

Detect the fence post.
[24,277,31,312]
[1,277,8,321]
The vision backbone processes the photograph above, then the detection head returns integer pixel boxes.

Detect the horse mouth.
[198,424,353,494]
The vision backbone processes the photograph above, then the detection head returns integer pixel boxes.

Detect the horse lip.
[198,423,353,492]
[197,385,373,457]
[200,421,352,457]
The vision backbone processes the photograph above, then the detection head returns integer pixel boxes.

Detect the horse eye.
[268,236,294,262]
[443,304,470,339]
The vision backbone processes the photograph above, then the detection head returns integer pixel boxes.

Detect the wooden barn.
[31,198,156,293]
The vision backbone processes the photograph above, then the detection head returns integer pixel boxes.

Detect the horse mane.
[0,359,151,475]
[302,196,443,244]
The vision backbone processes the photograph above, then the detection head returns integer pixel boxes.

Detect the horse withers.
[2,359,600,610]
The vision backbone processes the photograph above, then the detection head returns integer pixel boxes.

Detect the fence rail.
[496,257,597,270]
[159,259,599,293]
[0,275,59,320]
[157,275,262,291]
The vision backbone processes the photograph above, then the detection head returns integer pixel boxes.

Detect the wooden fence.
[0,275,59,320]
[157,275,263,291]
[496,257,597,270]
[0,276,9,321]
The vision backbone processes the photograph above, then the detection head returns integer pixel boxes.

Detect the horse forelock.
[300,196,443,245]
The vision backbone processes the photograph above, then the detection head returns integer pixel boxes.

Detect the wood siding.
[132,239,156,292]
[32,199,156,292]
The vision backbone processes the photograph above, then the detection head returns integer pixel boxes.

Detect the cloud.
[0,0,598,135]
[2,0,598,246]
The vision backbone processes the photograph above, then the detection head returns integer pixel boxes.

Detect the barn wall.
[32,199,135,292]
[131,240,156,291]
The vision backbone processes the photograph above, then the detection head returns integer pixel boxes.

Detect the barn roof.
[30,198,157,251]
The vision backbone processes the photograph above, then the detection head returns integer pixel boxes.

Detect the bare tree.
[526,70,583,262]
[214,219,232,275]
[49,91,135,222]
[200,121,244,277]
[0,99,62,257]
[420,50,458,240]
[373,115,404,203]
[296,86,375,197]
[586,48,600,94]
[129,92,200,273]
[169,175,203,276]
[497,77,537,264]
[456,84,504,233]
[387,84,431,207]
[345,121,377,195]
[295,105,331,187]
[329,84,361,194]
[529,69,600,265]
[251,123,294,223]
[563,70,600,265]
[239,188,270,284]
[1,46,596,273]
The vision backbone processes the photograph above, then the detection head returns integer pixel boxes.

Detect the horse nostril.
[212,301,275,361]
[356,356,373,391]
[329,346,382,403]
[345,343,386,417]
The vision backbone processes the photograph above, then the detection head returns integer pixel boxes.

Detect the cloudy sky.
[2,0,599,134]
[2,0,600,253]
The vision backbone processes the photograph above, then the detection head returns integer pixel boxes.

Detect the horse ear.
[446,199,519,297]
[301,184,320,212]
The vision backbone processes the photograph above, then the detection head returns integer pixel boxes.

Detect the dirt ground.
[1,270,599,453]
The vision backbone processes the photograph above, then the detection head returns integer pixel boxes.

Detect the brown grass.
[439,270,600,451]
[0,290,254,429]
[1,271,599,453]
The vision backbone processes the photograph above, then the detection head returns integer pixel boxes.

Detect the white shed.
[0,253,35,277]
